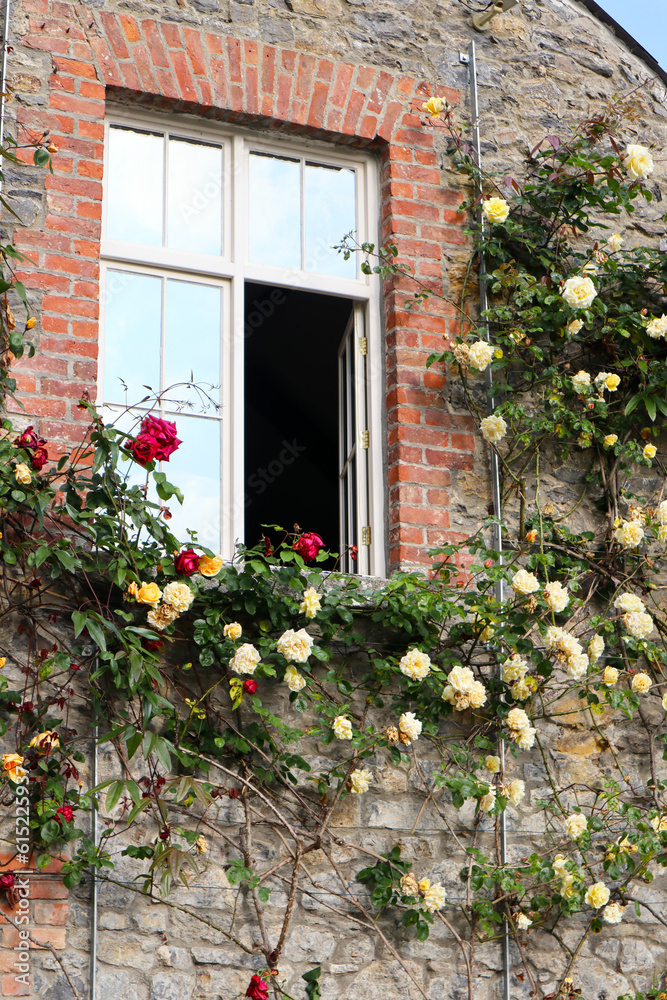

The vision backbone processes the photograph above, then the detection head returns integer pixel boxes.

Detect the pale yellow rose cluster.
[468,340,495,372]
[562,276,597,310]
[584,882,610,909]
[284,664,306,692]
[350,768,373,795]
[418,878,447,913]
[399,648,431,681]
[479,787,496,812]
[481,414,507,444]
[398,711,422,745]
[511,569,540,596]
[442,665,487,711]
[505,707,536,750]
[503,778,525,806]
[565,813,587,840]
[571,370,590,393]
[543,581,569,614]
[588,634,605,662]
[623,143,654,181]
[482,197,510,225]
[614,592,645,614]
[501,654,534,701]
[595,372,620,394]
[545,626,589,678]
[603,666,618,686]
[333,715,353,740]
[299,587,321,619]
[14,463,31,486]
[603,902,625,924]
[631,672,652,694]
[553,854,577,900]
[516,913,532,930]
[484,754,501,773]
[607,234,624,252]
[614,518,644,549]
[223,622,243,641]
[646,314,667,339]
[651,813,667,832]
[145,580,195,631]
[621,611,654,640]
[566,318,584,336]
[230,642,261,676]
[277,628,314,663]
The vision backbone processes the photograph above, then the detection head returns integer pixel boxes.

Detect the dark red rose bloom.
[128,434,159,466]
[174,548,201,576]
[140,415,181,462]
[228,788,239,799]
[263,536,273,557]
[14,426,41,451]
[30,446,49,471]
[293,532,325,563]
[159,825,171,841]
[350,544,358,562]
[143,638,163,653]
[245,975,269,1000]
[55,805,74,825]
[243,679,258,695]
[0,873,14,890]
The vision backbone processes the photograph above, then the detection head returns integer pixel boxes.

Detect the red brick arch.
[13,1,472,572]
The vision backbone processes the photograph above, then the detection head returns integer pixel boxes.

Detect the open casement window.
[100,112,384,576]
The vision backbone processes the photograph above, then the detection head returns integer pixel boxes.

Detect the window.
[100,113,384,576]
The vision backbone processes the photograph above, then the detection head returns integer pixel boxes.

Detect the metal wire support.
[0,0,11,199]
[89,725,99,1000]
[467,38,511,1000]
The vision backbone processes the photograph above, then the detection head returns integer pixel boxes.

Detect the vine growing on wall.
[1,93,667,1000]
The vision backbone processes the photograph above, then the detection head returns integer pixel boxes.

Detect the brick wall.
[8,0,472,576]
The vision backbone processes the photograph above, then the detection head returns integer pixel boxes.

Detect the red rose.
[140,415,181,462]
[293,532,325,563]
[55,805,74,825]
[14,426,41,451]
[263,536,273,557]
[143,638,163,653]
[245,975,269,1000]
[128,434,158,466]
[243,679,258,695]
[159,825,171,841]
[30,446,49,471]
[0,873,14,890]
[228,788,239,799]
[174,549,201,576]
[350,545,358,562]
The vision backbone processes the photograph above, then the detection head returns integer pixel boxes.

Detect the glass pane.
[305,163,356,278]
[248,153,301,270]
[103,270,162,406]
[167,138,223,255]
[164,280,221,412]
[107,127,164,246]
[164,414,221,550]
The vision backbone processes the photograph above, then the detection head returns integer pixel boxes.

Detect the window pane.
[164,280,221,411]
[167,138,223,255]
[248,153,301,270]
[164,414,221,550]
[107,127,164,246]
[103,271,162,406]
[305,164,356,278]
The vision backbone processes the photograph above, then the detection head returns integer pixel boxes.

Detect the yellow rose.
[0,657,5,669]
[223,622,242,641]
[482,197,510,225]
[603,666,618,686]
[162,581,194,613]
[199,554,223,577]
[14,463,31,486]
[643,444,657,460]
[30,730,60,753]
[422,96,445,118]
[136,582,162,606]
[604,374,620,392]
[562,276,597,310]
[584,881,610,909]
[623,143,654,181]
[603,434,618,447]
[480,414,507,444]
[2,753,25,782]
[26,317,36,330]
[126,581,139,599]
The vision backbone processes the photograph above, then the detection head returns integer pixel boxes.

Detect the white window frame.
[99,108,385,577]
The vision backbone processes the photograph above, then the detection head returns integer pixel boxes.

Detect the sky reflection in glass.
[168,139,223,255]
[164,280,221,411]
[248,153,301,270]
[104,270,161,405]
[164,413,221,550]
[305,163,356,278]
[107,128,164,246]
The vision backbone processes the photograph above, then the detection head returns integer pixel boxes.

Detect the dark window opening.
[244,282,353,559]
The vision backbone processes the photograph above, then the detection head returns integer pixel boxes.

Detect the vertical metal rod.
[0,0,11,199]
[89,725,98,1000]
[468,38,511,1000]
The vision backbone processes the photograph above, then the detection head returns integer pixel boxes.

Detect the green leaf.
[105,780,124,813]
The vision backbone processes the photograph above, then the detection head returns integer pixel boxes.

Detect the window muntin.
[101,114,383,575]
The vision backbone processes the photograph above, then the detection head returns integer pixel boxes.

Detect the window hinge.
[361,526,372,546]
[360,429,370,449]
[358,336,368,356]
